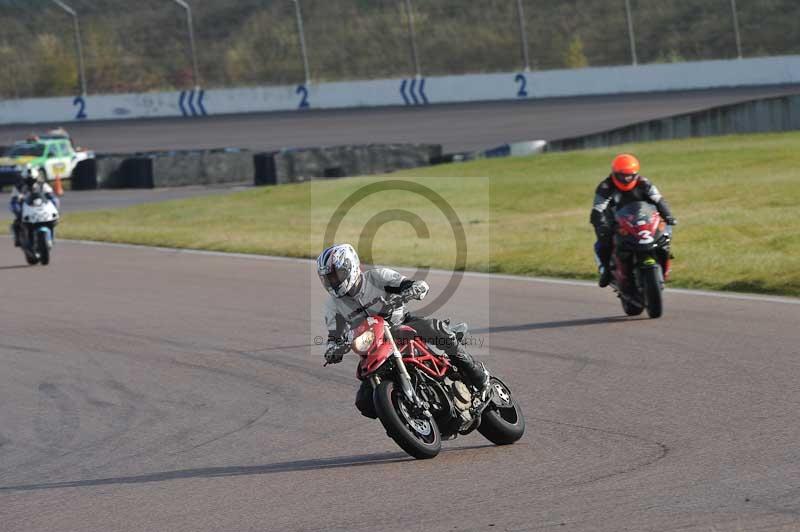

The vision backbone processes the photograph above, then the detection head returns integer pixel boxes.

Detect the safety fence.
[2,0,799,99]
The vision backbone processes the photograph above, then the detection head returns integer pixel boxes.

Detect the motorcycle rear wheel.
[373,380,441,459]
[641,267,664,319]
[478,378,525,445]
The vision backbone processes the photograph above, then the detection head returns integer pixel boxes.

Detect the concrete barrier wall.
[2,55,800,125]
[548,94,800,151]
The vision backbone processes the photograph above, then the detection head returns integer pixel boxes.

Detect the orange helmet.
[610,154,641,191]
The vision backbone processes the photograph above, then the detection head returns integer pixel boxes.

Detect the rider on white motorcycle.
[9,166,59,247]
[317,244,490,419]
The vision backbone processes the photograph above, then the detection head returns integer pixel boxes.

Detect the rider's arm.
[376,268,428,300]
[640,178,676,224]
[323,301,347,342]
[322,303,350,364]
[373,268,411,294]
[46,194,60,209]
[590,178,614,228]
[11,181,24,200]
[42,188,60,208]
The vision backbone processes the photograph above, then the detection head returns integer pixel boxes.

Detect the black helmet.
[21,166,37,188]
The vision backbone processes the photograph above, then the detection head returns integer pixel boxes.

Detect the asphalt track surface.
[1,240,799,532]
[3,85,800,154]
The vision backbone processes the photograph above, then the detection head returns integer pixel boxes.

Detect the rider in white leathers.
[317,243,490,419]
[9,166,59,247]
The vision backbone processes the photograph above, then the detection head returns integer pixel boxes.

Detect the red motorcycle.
[610,201,673,319]
[331,294,525,459]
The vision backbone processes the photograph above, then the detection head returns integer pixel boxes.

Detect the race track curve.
[1,240,798,532]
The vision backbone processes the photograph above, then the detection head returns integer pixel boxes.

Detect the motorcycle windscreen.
[614,201,657,225]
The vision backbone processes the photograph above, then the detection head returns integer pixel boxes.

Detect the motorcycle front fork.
[379,324,431,417]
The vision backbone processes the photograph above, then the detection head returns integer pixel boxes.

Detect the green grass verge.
[58,132,800,296]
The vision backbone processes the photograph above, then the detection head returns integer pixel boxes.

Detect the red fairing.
[617,211,660,240]
[617,214,637,236]
[355,318,454,380]
[617,212,665,244]
[355,316,392,380]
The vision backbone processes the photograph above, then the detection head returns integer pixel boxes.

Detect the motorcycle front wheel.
[24,250,39,265]
[641,267,664,319]
[478,377,525,445]
[373,380,441,459]
[36,231,50,266]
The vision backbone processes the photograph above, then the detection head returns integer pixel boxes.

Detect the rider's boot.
[595,238,613,287]
[10,221,20,247]
[448,344,491,400]
[473,362,492,402]
[598,264,612,287]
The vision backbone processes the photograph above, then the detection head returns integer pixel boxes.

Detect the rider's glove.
[402,280,429,301]
[324,341,348,364]
[665,216,678,226]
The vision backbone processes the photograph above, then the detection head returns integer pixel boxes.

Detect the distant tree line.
[1,0,798,98]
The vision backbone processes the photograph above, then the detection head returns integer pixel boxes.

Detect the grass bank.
[60,132,800,296]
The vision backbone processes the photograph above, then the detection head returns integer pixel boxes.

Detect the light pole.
[170,0,200,89]
[624,0,638,66]
[51,0,86,96]
[730,0,743,59]
[403,0,422,78]
[514,0,531,72]
[292,0,311,85]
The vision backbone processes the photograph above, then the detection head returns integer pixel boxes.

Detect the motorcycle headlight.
[33,198,43,206]
[352,330,376,353]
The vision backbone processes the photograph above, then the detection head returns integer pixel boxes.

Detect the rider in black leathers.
[591,154,676,287]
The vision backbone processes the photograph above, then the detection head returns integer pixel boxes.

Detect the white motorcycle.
[19,192,59,265]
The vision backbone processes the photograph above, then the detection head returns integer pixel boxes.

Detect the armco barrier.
[548,94,800,151]
[2,55,800,125]
[253,144,443,186]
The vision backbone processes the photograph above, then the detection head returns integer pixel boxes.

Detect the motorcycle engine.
[444,377,473,427]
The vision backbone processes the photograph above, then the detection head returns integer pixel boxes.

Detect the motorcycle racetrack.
[1,240,799,532]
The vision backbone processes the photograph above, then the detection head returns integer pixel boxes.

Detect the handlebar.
[322,292,416,368]
[379,292,414,313]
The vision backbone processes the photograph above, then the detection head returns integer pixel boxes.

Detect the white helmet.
[317,243,361,298]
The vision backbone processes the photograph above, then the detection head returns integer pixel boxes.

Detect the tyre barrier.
[80,144,442,190]
[94,148,251,189]
[71,159,98,190]
[252,144,443,186]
